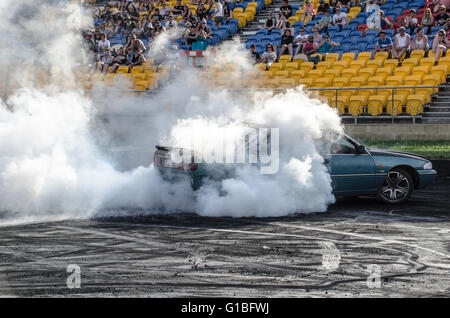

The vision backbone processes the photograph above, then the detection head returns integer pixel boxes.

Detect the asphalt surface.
[0,178,449,297]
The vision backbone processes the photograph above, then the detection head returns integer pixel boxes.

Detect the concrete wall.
[345,124,450,141]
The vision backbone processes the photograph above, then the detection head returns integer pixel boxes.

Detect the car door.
[325,138,377,195]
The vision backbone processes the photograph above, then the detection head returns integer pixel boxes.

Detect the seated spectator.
[153,21,166,35]
[249,44,261,64]
[339,0,352,10]
[95,49,113,74]
[329,0,338,13]
[293,27,309,56]
[432,29,449,62]
[132,22,145,38]
[444,18,450,33]
[279,0,293,20]
[424,0,441,13]
[411,27,429,54]
[302,34,320,64]
[196,3,211,21]
[165,14,178,28]
[182,4,193,22]
[172,0,185,16]
[261,43,277,69]
[108,47,127,73]
[332,6,347,32]
[316,0,330,15]
[124,34,146,64]
[316,10,333,32]
[151,8,163,22]
[160,1,171,17]
[317,33,340,59]
[279,29,295,59]
[128,47,145,73]
[223,3,233,24]
[420,8,434,34]
[392,26,410,60]
[184,23,198,49]
[213,0,224,27]
[435,5,450,26]
[197,19,212,40]
[312,28,323,47]
[373,30,393,58]
[121,17,135,36]
[260,12,277,34]
[402,9,418,35]
[365,10,392,35]
[83,32,97,53]
[127,5,140,22]
[97,33,110,55]
[276,14,291,30]
[365,0,380,13]
[300,0,316,24]
[192,28,208,50]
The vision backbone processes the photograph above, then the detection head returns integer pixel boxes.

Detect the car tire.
[376,167,414,204]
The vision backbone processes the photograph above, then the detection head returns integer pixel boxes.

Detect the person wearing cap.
[300,0,316,24]
[432,29,449,62]
[403,9,418,34]
[293,26,309,56]
[317,33,339,60]
[316,10,332,32]
[435,5,450,26]
[249,44,261,63]
[374,30,393,58]
[392,26,410,60]
[316,0,330,15]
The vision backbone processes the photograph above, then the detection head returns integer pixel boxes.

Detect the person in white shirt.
[332,6,347,31]
[365,0,380,13]
[213,0,224,27]
[97,33,110,54]
[392,26,410,59]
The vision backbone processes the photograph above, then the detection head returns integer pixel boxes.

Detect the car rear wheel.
[377,168,413,204]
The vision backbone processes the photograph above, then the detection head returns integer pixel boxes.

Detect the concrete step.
[428,106,450,112]
[422,117,450,123]
[423,111,450,117]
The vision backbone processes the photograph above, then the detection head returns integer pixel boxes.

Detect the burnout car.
[154,135,437,204]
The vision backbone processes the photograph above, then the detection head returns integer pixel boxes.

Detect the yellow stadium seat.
[333,77,351,87]
[290,69,309,78]
[377,85,395,96]
[348,95,368,116]
[368,76,385,87]
[393,65,412,77]
[406,95,426,115]
[430,65,448,83]
[340,53,355,63]
[275,70,289,78]
[438,55,450,72]
[330,95,351,114]
[402,58,420,68]
[414,86,433,103]
[284,62,300,72]
[300,62,315,72]
[383,59,399,68]
[376,67,393,78]
[412,65,431,78]
[325,68,343,78]
[367,95,388,116]
[133,73,147,81]
[386,95,407,115]
[419,57,436,68]
[359,68,377,77]
[325,53,340,63]
[314,77,333,88]
[404,75,423,86]
[278,55,292,64]
[357,52,372,63]
[269,63,284,72]
[316,61,334,72]
[298,77,314,87]
[350,59,367,69]
[410,50,425,59]
[350,76,368,87]
[255,63,267,72]
[308,69,325,78]
[385,75,404,86]
[374,51,389,63]
[130,66,144,73]
[116,66,129,74]
[279,78,297,89]
[358,86,376,96]
[341,68,359,78]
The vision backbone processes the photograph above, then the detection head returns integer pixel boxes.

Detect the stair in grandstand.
[238,0,303,42]
[423,77,450,123]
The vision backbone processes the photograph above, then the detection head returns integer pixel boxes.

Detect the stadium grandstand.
[77,0,450,124]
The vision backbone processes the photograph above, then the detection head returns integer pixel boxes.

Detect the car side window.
[331,138,357,154]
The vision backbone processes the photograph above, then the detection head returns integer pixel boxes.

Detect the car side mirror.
[356,145,365,154]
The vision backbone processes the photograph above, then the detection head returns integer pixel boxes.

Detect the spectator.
[197,19,212,40]
[121,17,135,36]
[432,29,449,62]
[420,8,434,34]
[293,27,309,56]
[316,9,333,32]
[329,0,338,13]
[83,32,96,53]
[223,3,233,24]
[279,0,293,19]
[97,33,110,55]
[184,23,198,49]
[444,18,450,33]
[333,6,347,32]
[373,30,393,58]
[132,21,145,38]
[276,14,291,30]
[260,12,277,34]
[182,4,193,22]
[365,0,380,13]
[124,33,146,64]
[172,0,185,16]
[153,21,166,35]
[196,3,211,21]
[424,0,440,13]
[302,34,320,63]
[279,29,295,59]
[402,9,418,35]
[213,0,224,27]
[192,28,208,50]
[165,14,178,28]
[317,33,340,59]
[128,47,145,73]
[316,0,330,15]
[95,49,113,74]
[108,47,128,73]
[411,27,429,54]
[435,6,450,26]
[312,28,323,47]
[249,44,261,63]
[151,8,163,22]
[300,0,316,24]
[339,0,352,10]
[365,10,392,34]
[261,43,277,69]
[392,26,410,60]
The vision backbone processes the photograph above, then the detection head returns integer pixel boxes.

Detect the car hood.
[368,148,429,162]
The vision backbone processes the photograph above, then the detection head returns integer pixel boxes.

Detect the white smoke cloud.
[0,0,344,225]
